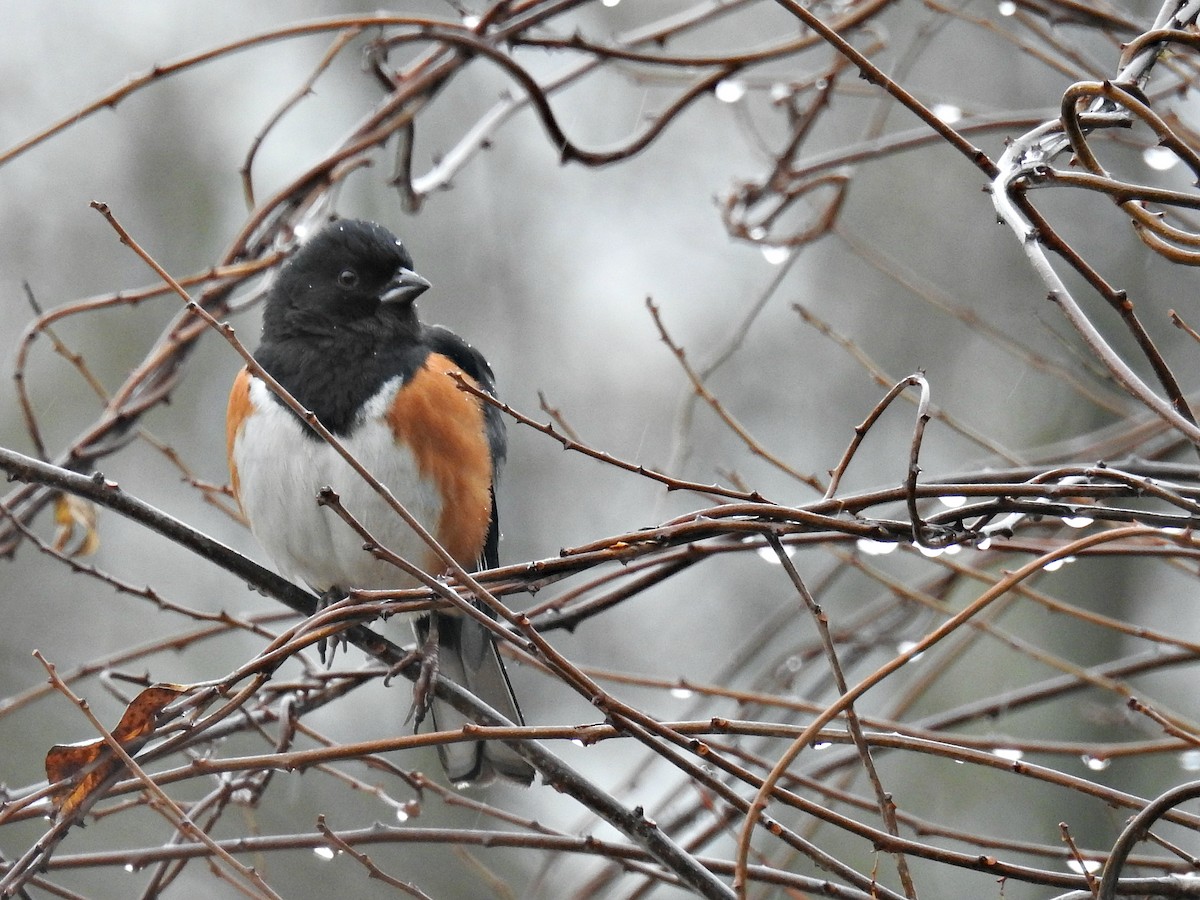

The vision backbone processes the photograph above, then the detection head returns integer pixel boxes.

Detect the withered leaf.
[45,684,186,820]
[51,492,99,557]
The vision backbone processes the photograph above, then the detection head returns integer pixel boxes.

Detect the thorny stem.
[7,3,1200,897]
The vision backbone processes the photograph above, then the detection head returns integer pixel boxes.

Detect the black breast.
[254,337,429,437]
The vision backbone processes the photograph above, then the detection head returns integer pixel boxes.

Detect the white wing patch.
[234,377,442,592]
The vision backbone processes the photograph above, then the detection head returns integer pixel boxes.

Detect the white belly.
[234,377,442,592]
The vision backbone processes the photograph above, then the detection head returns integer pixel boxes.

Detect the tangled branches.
[5,1,1200,897]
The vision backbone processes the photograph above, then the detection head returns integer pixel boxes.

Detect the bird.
[225,218,534,786]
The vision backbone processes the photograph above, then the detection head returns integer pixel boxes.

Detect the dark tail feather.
[415,612,535,786]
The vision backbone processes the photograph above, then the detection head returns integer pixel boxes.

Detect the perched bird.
[226,218,533,786]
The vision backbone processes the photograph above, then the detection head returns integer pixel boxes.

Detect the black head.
[261,219,430,344]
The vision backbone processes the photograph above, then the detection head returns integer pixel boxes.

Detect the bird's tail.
[415,612,535,786]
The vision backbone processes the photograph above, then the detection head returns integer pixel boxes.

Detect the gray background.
[1,1,1194,898]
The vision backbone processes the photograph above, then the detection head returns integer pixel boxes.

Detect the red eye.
[337,268,359,289]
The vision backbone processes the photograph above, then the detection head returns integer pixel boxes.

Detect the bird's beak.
[380,267,431,304]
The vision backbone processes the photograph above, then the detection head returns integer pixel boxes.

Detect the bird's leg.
[316,585,349,665]
[399,613,440,728]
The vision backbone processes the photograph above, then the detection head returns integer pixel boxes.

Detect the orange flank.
[225,367,253,502]
[387,353,494,571]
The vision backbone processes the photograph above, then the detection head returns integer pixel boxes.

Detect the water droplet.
[857,538,897,555]
[571,738,587,748]
[761,245,790,265]
[993,747,1024,761]
[1064,515,1093,529]
[395,806,410,822]
[770,83,791,102]
[1043,556,1075,572]
[1081,754,1110,771]
[748,225,767,240]
[976,537,993,550]
[812,741,832,750]
[756,542,795,564]
[314,846,336,861]
[671,686,694,699]
[1180,749,1200,771]
[940,495,967,509]
[1144,145,1178,171]
[124,863,136,873]
[715,79,746,103]
[602,0,621,6]
[916,544,945,558]
[783,655,803,673]
[931,103,962,124]
[997,0,1016,14]
[944,544,962,556]
[461,13,481,28]
[1067,858,1101,874]
[897,640,924,662]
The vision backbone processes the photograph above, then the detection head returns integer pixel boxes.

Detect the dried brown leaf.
[45,684,186,820]
[51,493,99,557]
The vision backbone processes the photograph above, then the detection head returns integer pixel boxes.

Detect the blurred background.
[3,1,1199,897]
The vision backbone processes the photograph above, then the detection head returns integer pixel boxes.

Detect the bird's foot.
[397,614,440,728]
[316,586,350,665]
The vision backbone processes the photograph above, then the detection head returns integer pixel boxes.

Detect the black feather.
[251,218,532,786]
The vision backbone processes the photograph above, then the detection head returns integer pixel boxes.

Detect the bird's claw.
[393,616,440,728]
[316,586,350,665]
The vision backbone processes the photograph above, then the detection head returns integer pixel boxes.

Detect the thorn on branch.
[91,471,118,491]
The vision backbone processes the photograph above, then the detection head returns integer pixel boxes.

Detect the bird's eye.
[336,268,359,289]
